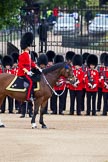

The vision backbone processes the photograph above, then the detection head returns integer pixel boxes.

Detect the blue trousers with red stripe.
[23,75,33,100]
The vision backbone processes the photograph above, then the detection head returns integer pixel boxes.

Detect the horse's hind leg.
[31,100,39,129]
[31,108,38,128]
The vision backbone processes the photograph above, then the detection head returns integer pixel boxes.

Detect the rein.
[42,73,66,97]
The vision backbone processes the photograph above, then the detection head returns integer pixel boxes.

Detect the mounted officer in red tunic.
[17,32,42,102]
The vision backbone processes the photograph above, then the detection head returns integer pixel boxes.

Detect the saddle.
[6,76,40,92]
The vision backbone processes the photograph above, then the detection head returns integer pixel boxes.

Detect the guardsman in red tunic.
[85,54,99,116]
[64,51,75,112]
[1,55,14,113]
[50,55,66,115]
[81,52,90,111]
[11,52,19,76]
[101,54,108,115]
[46,50,56,67]
[69,54,84,115]
[46,50,56,113]
[17,32,42,102]
[97,52,107,112]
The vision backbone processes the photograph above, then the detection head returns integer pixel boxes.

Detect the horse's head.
[60,63,75,80]
[63,63,76,84]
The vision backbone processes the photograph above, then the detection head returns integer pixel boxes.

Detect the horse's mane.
[43,62,66,74]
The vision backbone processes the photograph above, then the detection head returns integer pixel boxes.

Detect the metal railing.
[0,7,108,56]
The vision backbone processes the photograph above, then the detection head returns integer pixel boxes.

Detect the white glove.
[92,84,96,89]
[104,82,108,89]
[75,80,80,85]
[88,83,92,88]
[27,71,33,76]
[36,65,42,72]
[100,76,104,79]
[73,83,77,87]
[38,68,42,73]
[73,80,79,87]
[104,82,108,87]
[56,82,62,86]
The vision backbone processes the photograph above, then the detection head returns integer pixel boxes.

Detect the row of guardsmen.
[0,49,108,116]
[44,51,108,116]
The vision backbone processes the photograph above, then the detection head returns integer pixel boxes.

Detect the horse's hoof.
[0,124,5,128]
[32,123,37,129]
[42,125,47,129]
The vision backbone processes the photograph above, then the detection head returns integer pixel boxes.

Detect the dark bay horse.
[0,62,74,128]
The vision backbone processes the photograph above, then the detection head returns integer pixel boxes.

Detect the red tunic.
[66,65,75,90]
[12,66,19,76]
[54,76,66,91]
[0,68,3,74]
[4,68,14,74]
[69,67,84,91]
[85,68,99,92]
[17,51,36,76]
[97,66,104,88]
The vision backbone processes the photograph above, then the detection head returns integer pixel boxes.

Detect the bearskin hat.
[87,54,98,68]
[100,52,107,64]
[0,54,3,65]
[37,54,48,66]
[31,51,38,62]
[82,52,90,64]
[20,32,34,50]
[46,50,56,62]
[10,52,19,63]
[54,55,64,64]
[2,55,13,67]
[104,54,108,66]
[65,51,75,61]
[72,54,83,66]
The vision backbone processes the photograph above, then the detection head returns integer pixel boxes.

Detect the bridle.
[42,73,66,97]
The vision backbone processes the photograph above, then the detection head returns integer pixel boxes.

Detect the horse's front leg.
[39,108,47,128]
[31,101,39,129]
